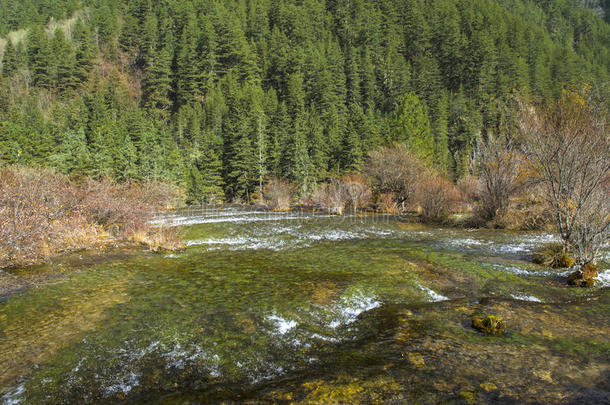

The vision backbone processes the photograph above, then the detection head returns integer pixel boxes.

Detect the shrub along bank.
[0,165,183,268]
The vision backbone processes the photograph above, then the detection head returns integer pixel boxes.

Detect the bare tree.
[475,134,527,220]
[366,143,423,211]
[519,91,609,265]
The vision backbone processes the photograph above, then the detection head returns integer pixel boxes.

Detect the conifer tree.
[51,28,77,91]
[391,92,434,162]
[1,39,18,77]
[48,128,90,176]
[27,25,51,88]
[73,19,96,84]
[144,45,173,117]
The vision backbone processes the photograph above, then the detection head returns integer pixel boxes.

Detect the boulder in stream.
[567,263,598,287]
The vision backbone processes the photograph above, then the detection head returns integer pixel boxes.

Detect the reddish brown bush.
[263,177,294,211]
[457,174,480,203]
[475,135,528,221]
[377,193,398,214]
[313,175,372,215]
[0,166,184,268]
[415,171,460,223]
[366,143,424,211]
[0,166,98,267]
[313,179,347,215]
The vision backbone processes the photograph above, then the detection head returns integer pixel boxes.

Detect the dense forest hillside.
[0,0,608,203]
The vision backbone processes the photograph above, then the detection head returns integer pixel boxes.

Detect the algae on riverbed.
[1,208,608,404]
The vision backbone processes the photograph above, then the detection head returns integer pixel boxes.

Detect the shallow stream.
[1,208,608,404]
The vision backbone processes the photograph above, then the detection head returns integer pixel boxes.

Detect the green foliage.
[48,128,90,175]
[391,92,434,161]
[0,0,608,201]
[1,39,18,76]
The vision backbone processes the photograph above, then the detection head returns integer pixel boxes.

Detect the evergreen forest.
[1,0,609,203]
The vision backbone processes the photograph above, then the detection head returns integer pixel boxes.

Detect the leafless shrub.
[475,135,528,221]
[341,174,371,213]
[377,193,399,214]
[457,174,480,203]
[313,179,347,215]
[0,166,100,267]
[415,171,460,223]
[75,178,183,237]
[313,175,371,215]
[366,143,424,211]
[519,90,609,265]
[0,166,184,268]
[263,177,294,211]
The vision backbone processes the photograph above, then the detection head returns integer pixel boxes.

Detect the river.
[1,207,608,404]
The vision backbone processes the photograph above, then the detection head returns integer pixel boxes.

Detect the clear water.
[1,207,608,404]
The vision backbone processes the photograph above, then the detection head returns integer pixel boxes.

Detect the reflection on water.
[1,207,608,404]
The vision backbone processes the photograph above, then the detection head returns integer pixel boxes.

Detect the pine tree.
[198,132,225,203]
[2,39,18,77]
[391,92,434,162]
[431,91,451,172]
[175,10,201,106]
[51,28,77,91]
[144,45,173,117]
[27,25,52,88]
[48,128,90,176]
[73,19,96,84]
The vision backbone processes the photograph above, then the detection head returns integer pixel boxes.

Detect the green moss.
[472,315,505,335]
[532,243,575,268]
[1,214,608,403]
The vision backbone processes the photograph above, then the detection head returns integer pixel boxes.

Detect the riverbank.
[0,166,184,270]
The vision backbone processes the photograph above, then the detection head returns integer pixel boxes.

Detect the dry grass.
[485,189,553,230]
[532,242,575,268]
[376,193,399,214]
[130,225,184,253]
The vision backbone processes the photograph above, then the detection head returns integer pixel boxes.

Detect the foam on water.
[267,314,298,335]
[510,293,543,302]
[153,210,320,227]
[597,269,610,288]
[186,237,251,247]
[417,283,449,302]
[327,291,381,328]
[1,383,25,405]
[104,372,140,396]
[442,233,559,256]
[493,264,533,275]
[186,236,289,251]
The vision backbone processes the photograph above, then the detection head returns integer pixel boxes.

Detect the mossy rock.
[532,243,574,268]
[567,263,598,287]
[472,315,505,335]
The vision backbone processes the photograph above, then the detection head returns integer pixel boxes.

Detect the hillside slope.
[0,0,608,202]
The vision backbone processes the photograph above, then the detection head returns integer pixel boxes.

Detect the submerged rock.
[472,315,505,335]
[567,263,598,287]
